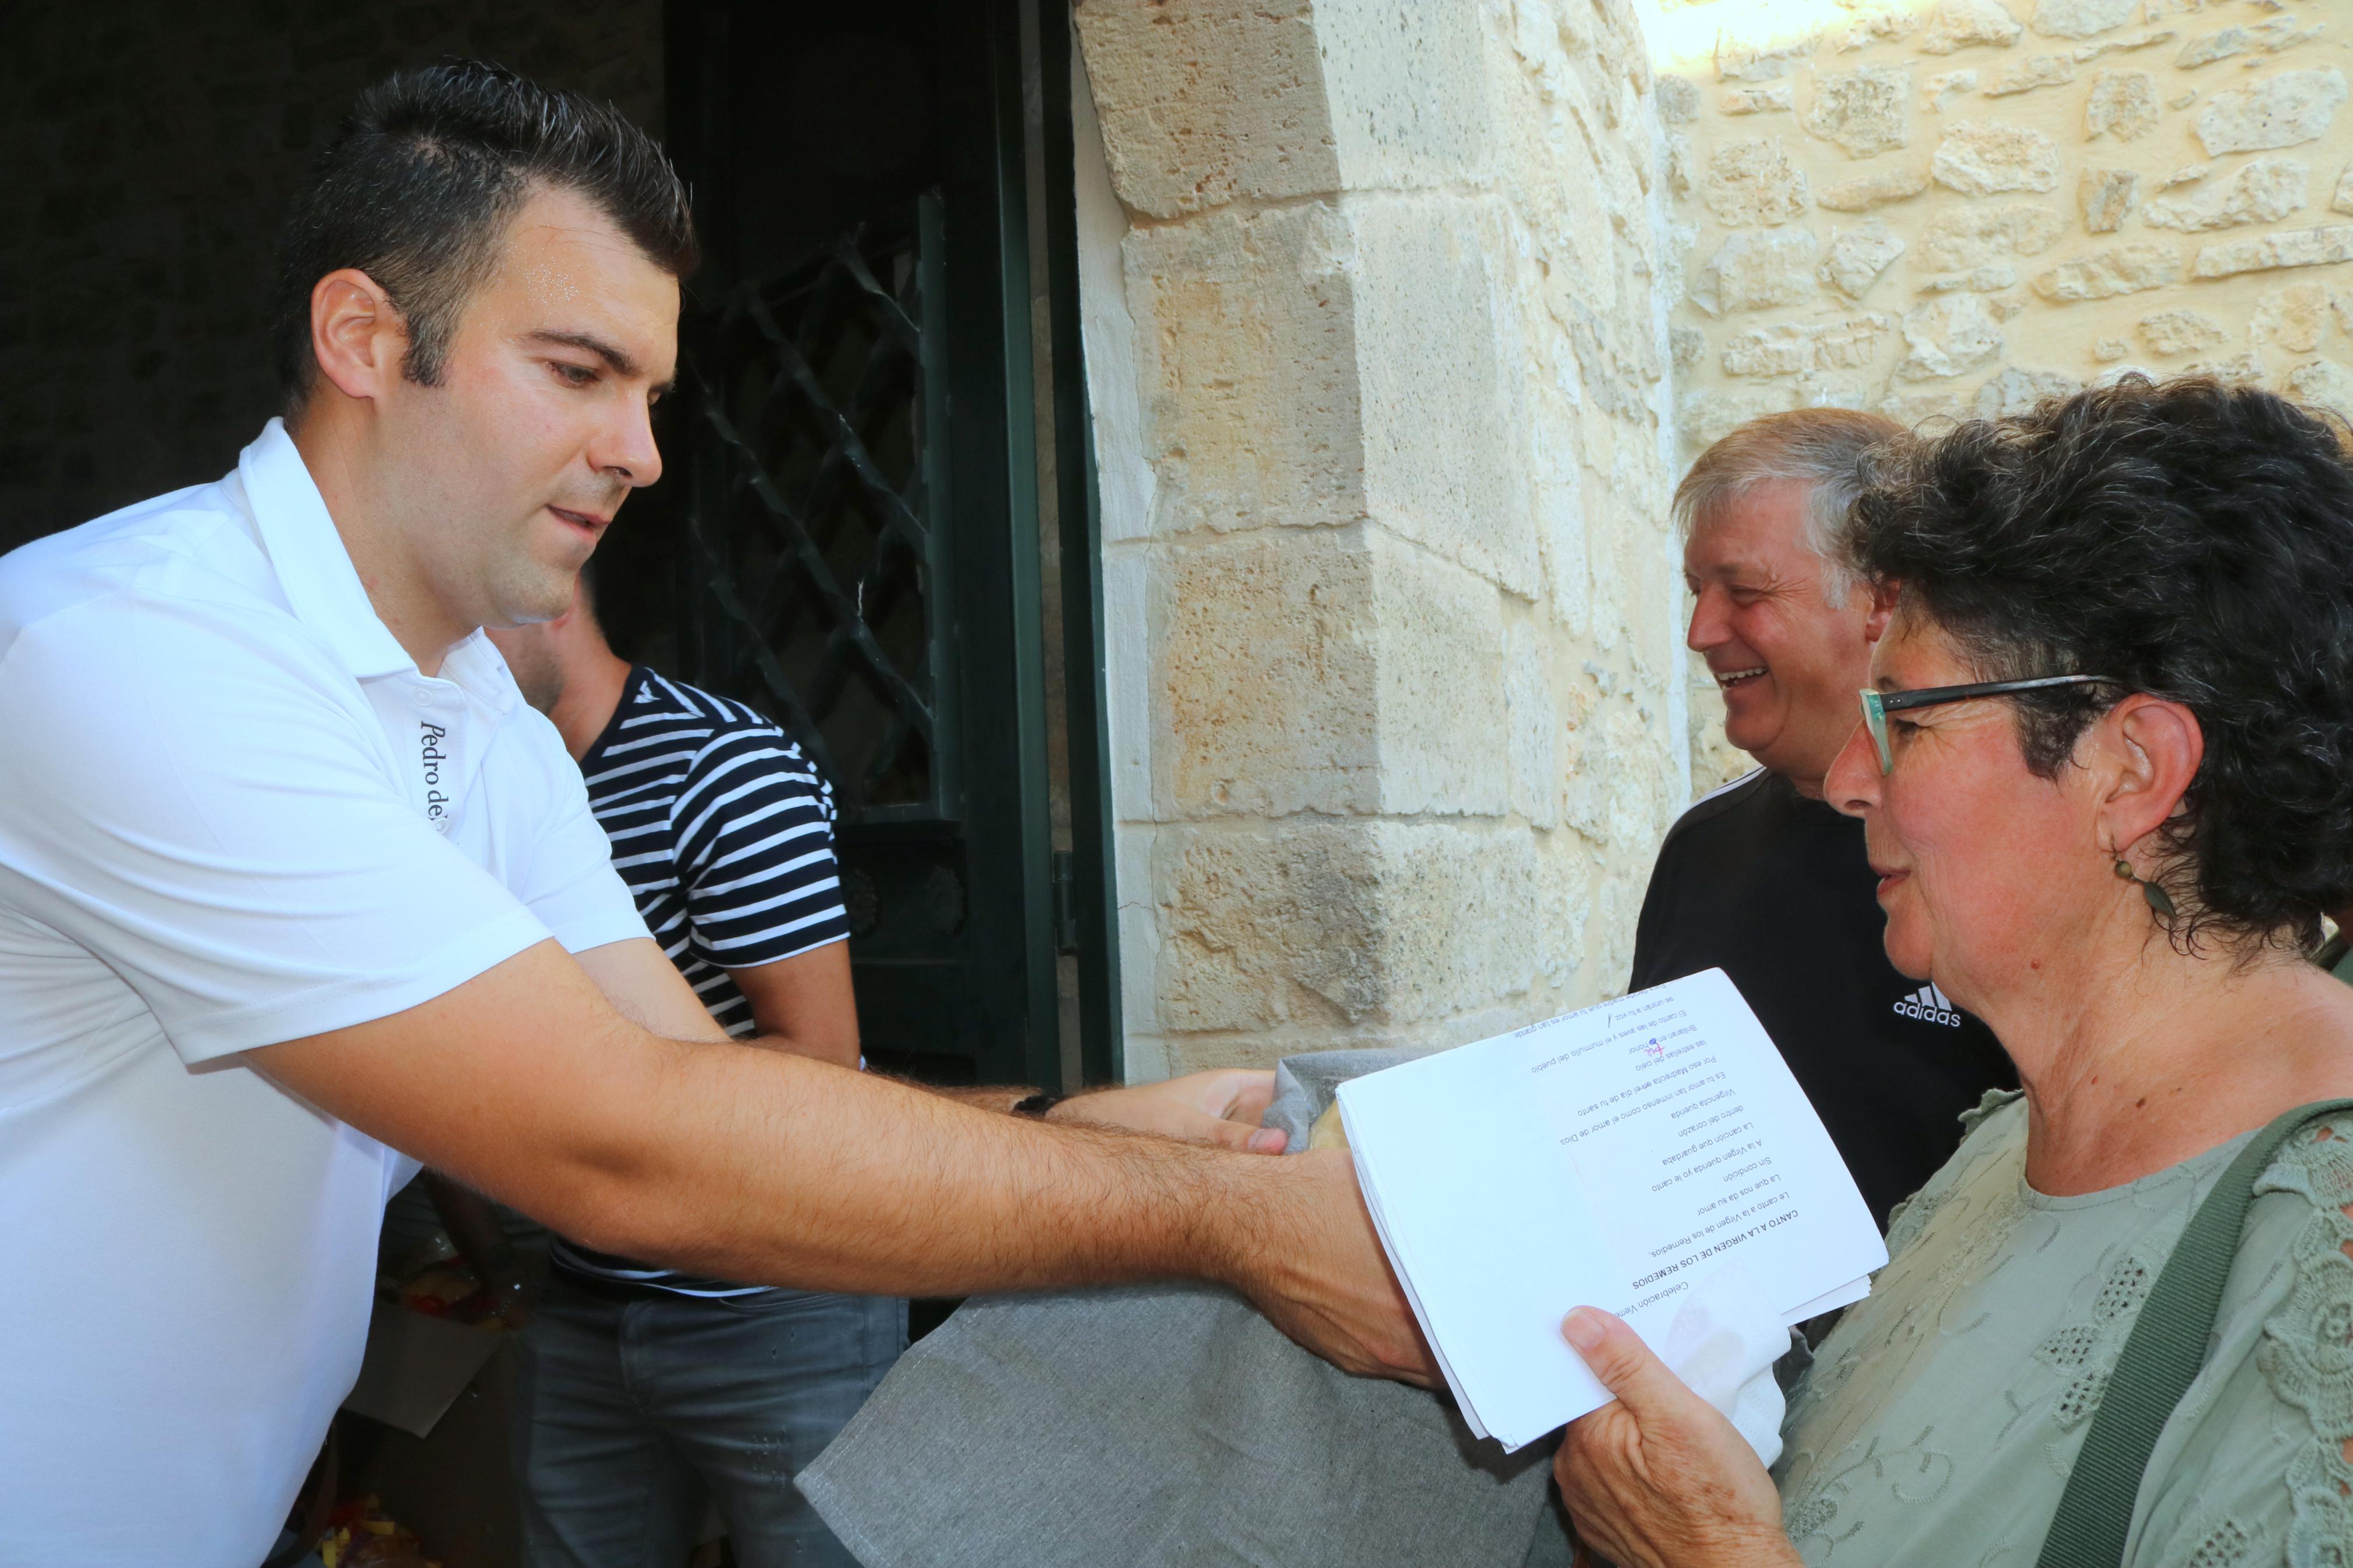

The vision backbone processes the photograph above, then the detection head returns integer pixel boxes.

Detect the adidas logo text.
[1893,983,1962,1027]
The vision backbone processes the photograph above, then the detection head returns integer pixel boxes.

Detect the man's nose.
[597,394,664,490]
[1686,584,1730,651]
[1824,716,1879,819]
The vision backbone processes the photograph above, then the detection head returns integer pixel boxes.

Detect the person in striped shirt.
[485,570,890,1567]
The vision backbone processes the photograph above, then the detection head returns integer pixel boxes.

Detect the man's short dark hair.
[271,62,697,407]
[1844,376,2353,952]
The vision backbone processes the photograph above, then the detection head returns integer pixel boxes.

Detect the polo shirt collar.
[236,419,518,714]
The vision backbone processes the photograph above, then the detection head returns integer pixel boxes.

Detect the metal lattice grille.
[687,197,950,818]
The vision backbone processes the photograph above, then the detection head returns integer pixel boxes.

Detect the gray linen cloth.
[798,1050,1577,1568]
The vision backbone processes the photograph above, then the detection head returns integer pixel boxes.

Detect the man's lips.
[546,504,611,536]
[1712,664,1768,690]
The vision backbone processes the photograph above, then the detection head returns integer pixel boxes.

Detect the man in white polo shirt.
[0,64,1425,1567]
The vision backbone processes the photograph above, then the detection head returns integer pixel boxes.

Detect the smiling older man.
[1631,410,2015,1228]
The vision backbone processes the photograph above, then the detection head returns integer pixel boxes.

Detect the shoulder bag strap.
[2036,1097,2353,1568]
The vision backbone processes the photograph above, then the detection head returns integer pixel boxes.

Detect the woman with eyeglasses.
[1548,377,2353,1568]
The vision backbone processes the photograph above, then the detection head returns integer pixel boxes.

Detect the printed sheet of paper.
[1337,968,1886,1451]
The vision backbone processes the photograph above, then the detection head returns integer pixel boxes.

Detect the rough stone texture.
[1694,229,1820,314]
[1662,8,2353,456]
[2288,357,2353,416]
[1922,0,2026,56]
[2085,69,2160,141]
[0,0,665,552]
[1816,164,1935,211]
[1934,122,2063,195]
[2138,309,2229,357]
[2081,167,2140,232]
[2033,241,2184,300]
[1985,55,2077,99]
[2191,223,2353,279]
[1822,225,1907,298]
[2031,0,2140,42]
[1900,294,2007,379]
[1702,137,1811,226]
[1805,65,1913,158]
[1723,84,1794,116]
[1081,0,1689,1075]
[1975,365,2081,416]
[1915,204,2068,271]
[2194,68,2348,158]
[2141,156,2309,232]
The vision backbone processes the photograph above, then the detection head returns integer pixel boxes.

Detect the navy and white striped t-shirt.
[551,666,852,1296]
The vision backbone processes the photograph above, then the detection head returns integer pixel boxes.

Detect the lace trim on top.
[2255,1119,2353,1568]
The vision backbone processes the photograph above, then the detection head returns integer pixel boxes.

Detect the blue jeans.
[513,1272,906,1568]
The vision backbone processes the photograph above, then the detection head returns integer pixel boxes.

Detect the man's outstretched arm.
[252,938,1432,1384]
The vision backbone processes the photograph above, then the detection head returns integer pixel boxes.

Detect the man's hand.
[1051,1069,1287,1153]
[1220,1149,1439,1386]
[1552,1308,1796,1568]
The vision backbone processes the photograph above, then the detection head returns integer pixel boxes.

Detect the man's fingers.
[1563,1307,1688,1417]
[1218,1069,1278,1125]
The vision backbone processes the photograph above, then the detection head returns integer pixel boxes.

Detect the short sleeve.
[669,726,851,967]
[0,597,552,1063]
[498,707,651,956]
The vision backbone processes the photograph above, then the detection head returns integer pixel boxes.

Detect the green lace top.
[1775,1092,2353,1567]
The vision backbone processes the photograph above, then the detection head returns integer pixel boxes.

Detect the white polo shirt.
[0,421,650,1566]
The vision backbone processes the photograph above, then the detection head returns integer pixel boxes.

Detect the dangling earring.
[2113,856,2177,919]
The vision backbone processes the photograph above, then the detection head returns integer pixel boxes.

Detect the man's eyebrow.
[526,329,668,392]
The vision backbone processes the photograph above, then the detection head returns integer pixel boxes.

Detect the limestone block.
[1915,203,2068,272]
[1714,15,1820,83]
[2193,69,2348,159]
[1074,0,1339,219]
[1933,122,2061,195]
[1670,325,1705,369]
[1693,229,1820,315]
[1925,70,1979,113]
[2287,357,2353,418]
[1920,0,2025,55]
[2085,69,2159,140]
[1724,84,1794,116]
[2095,337,2132,361]
[1315,0,1493,193]
[1680,384,1798,450]
[2080,167,2139,232]
[1719,314,1896,375]
[1503,623,1559,829]
[2030,0,2139,41]
[2071,29,2177,65]
[1363,823,1540,1025]
[1367,535,1510,817]
[1898,294,2006,379]
[1822,223,1907,298]
[2141,155,2309,232]
[1805,66,1914,159]
[2180,350,2263,385]
[1702,138,1811,227]
[1985,54,2076,97]
[1160,532,1378,820]
[1922,265,2021,293]
[2031,241,2183,301]
[2177,23,2318,71]
[2161,165,2208,188]
[2136,308,2227,357]
[1152,822,1383,1031]
[1975,365,2080,416]
[2334,163,2353,217]
[1658,74,1701,125]
[1125,204,1363,535]
[1351,195,1541,596]
[1814,314,1899,368]
[2191,224,2353,280]
[2252,283,2334,353]
[1816,164,1934,212]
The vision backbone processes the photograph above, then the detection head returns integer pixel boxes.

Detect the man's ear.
[308,268,409,405]
[2098,695,2203,857]
[1863,580,1901,644]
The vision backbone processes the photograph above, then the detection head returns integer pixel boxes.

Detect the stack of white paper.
[1336,968,1887,1453]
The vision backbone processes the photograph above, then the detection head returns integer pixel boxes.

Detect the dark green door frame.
[659,0,1119,1091]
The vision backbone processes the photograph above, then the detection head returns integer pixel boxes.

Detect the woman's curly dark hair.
[1843,375,2353,952]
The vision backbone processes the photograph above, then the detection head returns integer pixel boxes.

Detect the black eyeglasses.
[1859,675,2118,774]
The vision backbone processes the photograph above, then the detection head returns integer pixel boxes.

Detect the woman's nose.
[1825,716,1879,819]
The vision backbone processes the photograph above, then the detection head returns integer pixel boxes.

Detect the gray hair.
[1672,408,1907,603]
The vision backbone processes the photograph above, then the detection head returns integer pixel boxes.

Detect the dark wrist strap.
[2036,1097,2353,1568]
[1010,1092,1062,1119]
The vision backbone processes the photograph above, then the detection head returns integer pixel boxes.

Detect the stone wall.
[0,0,663,554]
[1656,0,2352,784]
[1658,0,2353,453]
[1073,0,1691,1079]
